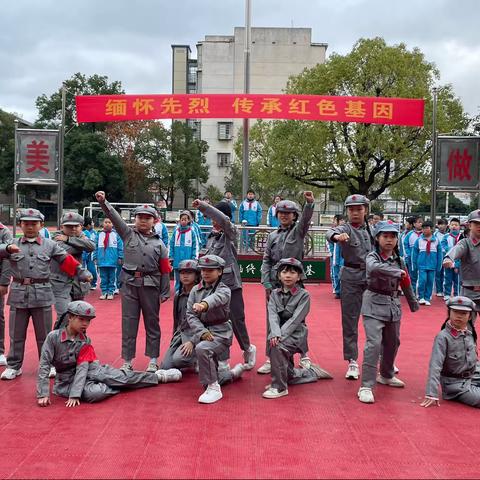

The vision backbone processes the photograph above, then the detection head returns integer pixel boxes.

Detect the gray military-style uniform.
[425,322,480,407]
[326,222,374,361]
[197,201,251,353]
[100,200,170,361]
[261,202,314,355]
[50,231,95,321]
[445,237,480,309]
[360,251,412,388]
[268,286,319,392]
[0,237,75,370]
[0,223,13,356]
[37,328,159,403]
[186,280,233,386]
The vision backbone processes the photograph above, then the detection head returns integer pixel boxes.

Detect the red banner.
[75,94,424,126]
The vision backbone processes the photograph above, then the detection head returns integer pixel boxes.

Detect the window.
[217,153,231,167]
[218,122,233,140]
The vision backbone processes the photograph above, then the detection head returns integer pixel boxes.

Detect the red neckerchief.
[471,235,480,246]
[176,226,191,243]
[380,252,392,260]
[423,235,432,254]
[350,223,363,229]
[103,230,111,249]
[446,321,468,338]
[450,232,460,245]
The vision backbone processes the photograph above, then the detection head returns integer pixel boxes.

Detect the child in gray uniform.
[358,221,419,404]
[421,296,480,408]
[263,258,332,399]
[185,255,238,404]
[37,301,181,407]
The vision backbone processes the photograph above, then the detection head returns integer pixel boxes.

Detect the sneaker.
[114,289,120,295]
[90,286,96,290]
[146,362,158,373]
[243,344,257,370]
[436,292,444,297]
[257,360,271,374]
[376,374,405,388]
[231,363,246,380]
[156,368,182,383]
[0,354,7,366]
[425,300,431,306]
[299,355,312,369]
[393,364,399,374]
[198,382,223,404]
[309,363,333,379]
[107,294,114,300]
[49,366,56,378]
[262,387,288,399]
[1,367,22,380]
[120,362,133,372]
[418,298,426,305]
[358,387,375,403]
[345,360,359,380]
[444,295,450,302]
[218,360,230,372]
[99,293,107,300]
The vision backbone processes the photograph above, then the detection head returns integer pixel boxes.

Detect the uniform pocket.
[38,254,50,262]
[10,253,25,262]
[8,285,26,304]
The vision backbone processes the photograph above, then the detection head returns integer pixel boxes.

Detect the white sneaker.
[0,354,7,366]
[444,295,450,302]
[358,387,375,403]
[376,374,405,388]
[231,363,246,380]
[218,360,230,372]
[1,367,22,380]
[436,292,444,297]
[120,362,133,371]
[257,360,271,374]
[107,294,114,300]
[393,364,399,374]
[263,387,288,399]
[243,344,257,370]
[299,355,312,369]
[146,362,158,373]
[90,286,96,290]
[99,293,107,300]
[425,300,431,306]
[418,298,426,305]
[345,360,359,380]
[114,289,119,295]
[198,382,223,404]
[156,368,182,383]
[49,366,56,378]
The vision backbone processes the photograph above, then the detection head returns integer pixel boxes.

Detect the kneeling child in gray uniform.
[421,296,480,409]
[37,301,181,407]
[263,258,332,399]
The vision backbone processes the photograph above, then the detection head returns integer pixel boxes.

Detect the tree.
[241,38,469,201]
[63,129,125,207]
[0,109,17,194]
[35,72,124,131]
[137,121,209,208]
[204,185,223,203]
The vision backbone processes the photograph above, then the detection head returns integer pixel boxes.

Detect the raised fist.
[95,191,106,203]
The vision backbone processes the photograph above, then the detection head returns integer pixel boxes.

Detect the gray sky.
[1,0,479,121]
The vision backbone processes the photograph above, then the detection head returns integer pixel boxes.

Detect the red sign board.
[76,94,424,127]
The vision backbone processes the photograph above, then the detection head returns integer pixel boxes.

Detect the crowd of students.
[0,192,479,409]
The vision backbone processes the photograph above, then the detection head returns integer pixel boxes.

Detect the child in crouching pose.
[37,301,181,407]
[421,296,480,409]
[263,257,332,399]
[358,221,419,404]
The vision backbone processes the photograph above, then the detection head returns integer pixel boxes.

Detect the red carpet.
[1,283,479,479]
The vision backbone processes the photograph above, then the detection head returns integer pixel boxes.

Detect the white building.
[172,27,327,193]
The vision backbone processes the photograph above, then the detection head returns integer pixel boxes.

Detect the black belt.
[368,286,399,298]
[443,370,475,379]
[13,278,50,285]
[344,262,366,270]
[462,285,480,292]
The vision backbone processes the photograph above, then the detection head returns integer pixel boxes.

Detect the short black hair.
[333,214,345,222]
[406,216,416,225]
[83,216,93,226]
[449,217,460,224]
[437,218,447,225]
[422,220,433,228]
[373,212,384,219]
[247,189,255,195]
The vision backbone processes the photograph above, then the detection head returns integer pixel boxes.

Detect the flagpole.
[241,0,251,199]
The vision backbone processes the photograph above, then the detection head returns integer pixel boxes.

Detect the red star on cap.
[29,209,34,214]
[352,195,357,200]
[458,299,463,304]
[143,205,149,208]
[205,258,210,263]
[86,308,91,314]
[68,213,73,218]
